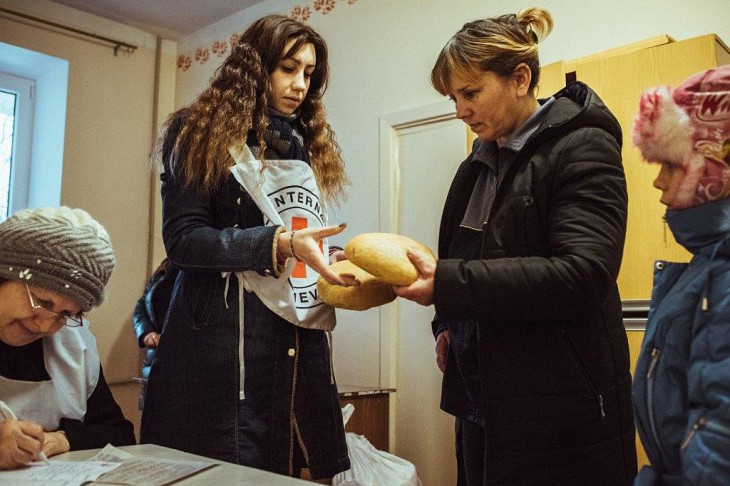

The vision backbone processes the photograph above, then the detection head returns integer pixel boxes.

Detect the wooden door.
[383,103,466,486]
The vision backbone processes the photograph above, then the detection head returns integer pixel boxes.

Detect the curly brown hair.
[155,15,348,204]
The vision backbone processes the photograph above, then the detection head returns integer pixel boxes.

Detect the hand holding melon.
[317,233,436,310]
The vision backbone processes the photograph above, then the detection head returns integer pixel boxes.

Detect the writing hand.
[393,248,436,306]
[0,419,45,469]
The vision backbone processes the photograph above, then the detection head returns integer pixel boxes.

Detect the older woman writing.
[0,206,135,469]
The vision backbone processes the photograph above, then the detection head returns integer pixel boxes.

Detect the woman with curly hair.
[140,15,351,481]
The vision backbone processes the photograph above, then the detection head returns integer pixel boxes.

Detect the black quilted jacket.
[433,82,637,485]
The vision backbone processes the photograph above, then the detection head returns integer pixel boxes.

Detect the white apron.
[0,324,100,430]
[227,145,336,399]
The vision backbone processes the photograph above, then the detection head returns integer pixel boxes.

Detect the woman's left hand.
[42,431,70,458]
[393,248,436,306]
[288,224,357,287]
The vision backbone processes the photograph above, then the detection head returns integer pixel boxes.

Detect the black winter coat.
[433,82,637,485]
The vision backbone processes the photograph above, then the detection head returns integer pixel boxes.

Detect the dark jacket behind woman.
[132,258,178,409]
[434,82,637,484]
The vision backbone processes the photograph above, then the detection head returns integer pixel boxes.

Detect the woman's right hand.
[143,332,161,348]
[278,224,357,286]
[0,419,45,469]
[436,330,450,373]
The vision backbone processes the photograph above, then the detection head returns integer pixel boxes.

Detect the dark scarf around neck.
[247,109,309,163]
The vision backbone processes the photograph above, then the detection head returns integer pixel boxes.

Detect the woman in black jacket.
[395,7,636,485]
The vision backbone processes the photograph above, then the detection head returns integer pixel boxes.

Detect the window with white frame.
[0,71,35,220]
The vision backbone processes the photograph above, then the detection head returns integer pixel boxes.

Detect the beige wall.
[0,0,176,437]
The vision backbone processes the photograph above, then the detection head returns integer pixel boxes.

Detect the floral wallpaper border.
[177,0,359,72]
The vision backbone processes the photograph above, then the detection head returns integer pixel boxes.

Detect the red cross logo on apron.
[291,216,323,278]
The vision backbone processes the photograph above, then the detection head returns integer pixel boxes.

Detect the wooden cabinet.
[626,328,650,470]
[338,385,395,452]
[301,386,395,482]
[567,34,729,470]
[576,34,729,299]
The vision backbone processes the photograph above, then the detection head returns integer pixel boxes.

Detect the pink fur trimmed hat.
[632,65,730,209]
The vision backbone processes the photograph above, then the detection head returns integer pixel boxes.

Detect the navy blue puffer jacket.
[633,197,730,485]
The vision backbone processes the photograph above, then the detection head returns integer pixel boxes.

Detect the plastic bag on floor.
[332,404,421,486]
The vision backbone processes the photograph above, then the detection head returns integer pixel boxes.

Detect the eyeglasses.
[25,283,84,327]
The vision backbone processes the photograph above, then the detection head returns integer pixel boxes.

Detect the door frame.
[377,100,456,454]
[377,99,455,387]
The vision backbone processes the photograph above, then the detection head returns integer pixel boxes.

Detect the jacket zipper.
[646,347,670,461]
[680,416,730,451]
[480,134,546,232]
[561,330,605,419]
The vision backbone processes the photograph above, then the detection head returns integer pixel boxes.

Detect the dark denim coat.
[139,120,349,479]
[633,198,730,485]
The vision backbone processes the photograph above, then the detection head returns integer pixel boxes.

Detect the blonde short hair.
[431,7,553,95]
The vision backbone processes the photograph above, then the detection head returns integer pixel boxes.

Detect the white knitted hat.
[0,206,116,311]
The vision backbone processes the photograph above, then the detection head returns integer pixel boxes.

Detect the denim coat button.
[288,348,296,357]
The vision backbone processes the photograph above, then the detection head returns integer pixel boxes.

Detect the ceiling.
[50,0,266,40]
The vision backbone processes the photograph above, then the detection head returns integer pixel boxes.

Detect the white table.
[54,443,311,485]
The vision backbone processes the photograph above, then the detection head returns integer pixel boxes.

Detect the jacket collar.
[666,197,730,254]
[468,81,622,170]
[471,97,556,170]
[534,81,623,149]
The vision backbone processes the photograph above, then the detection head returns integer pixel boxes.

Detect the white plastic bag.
[333,404,421,486]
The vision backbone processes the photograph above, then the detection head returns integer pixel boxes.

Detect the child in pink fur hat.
[631,65,730,485]
[633,65,730,208]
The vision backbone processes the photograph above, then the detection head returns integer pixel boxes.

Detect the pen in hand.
[0,400,52,465]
